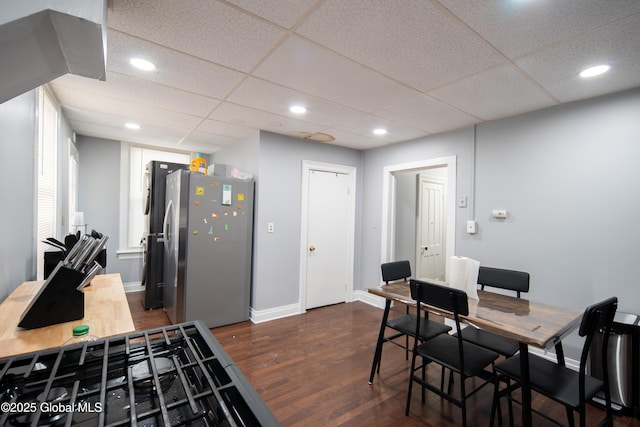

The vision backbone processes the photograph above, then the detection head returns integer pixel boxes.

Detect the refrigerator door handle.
[163,199,173,256]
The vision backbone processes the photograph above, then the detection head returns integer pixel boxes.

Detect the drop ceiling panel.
[439,0,640,59]
[296,0,505,91]
[53,85,202,130]
[254,36,416,113]
[312,127,392,150]
[52,71,220,117]
[195,118,256,139]
[376,94,478,135]
[106,30,245,99]
[184,131,239,148]
[514,14,640,103]
[225,0,318,29]
[210,102,325,136]
[337,111,427,143]
[69,120,188,148]
[226,77,363,129]
[107,0,285,71]
[429,64,557,120]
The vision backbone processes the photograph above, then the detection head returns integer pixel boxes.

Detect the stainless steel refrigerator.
[141,160,188,309]
[163,170,254,327]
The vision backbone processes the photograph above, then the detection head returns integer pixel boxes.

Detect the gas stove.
[0,321,280,426]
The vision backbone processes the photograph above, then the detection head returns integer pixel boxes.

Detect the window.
[120,145,190,254]
[36,88,58,280]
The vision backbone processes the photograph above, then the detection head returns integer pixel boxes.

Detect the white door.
[416,175,446,280]
[305,169,351,309]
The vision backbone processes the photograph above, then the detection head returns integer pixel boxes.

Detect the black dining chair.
[455,266,530,358]
[450,267,530,425]
[369,261,451,383]
[405,279,499,427]
[490,296,618,427]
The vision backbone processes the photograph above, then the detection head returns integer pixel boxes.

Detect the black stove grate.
[0,321,280,427]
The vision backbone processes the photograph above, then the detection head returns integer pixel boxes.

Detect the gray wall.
[0,91,36,301]
[360,127,475,291]
[76,135,139,284]
[214,130,362,311]
[460,89,640,315]
[0,88,75,301]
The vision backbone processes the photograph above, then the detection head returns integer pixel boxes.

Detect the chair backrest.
[381,260,411,283]
[478,266,530,298]
[409,279,469,317]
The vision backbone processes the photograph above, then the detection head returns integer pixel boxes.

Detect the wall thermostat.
[492,209,508,219]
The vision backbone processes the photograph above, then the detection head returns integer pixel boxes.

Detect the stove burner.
[0,321,280,426]
[131,357,175,391]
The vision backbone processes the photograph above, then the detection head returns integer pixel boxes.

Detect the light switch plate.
[466,220,477,234]
[458,195,467,208]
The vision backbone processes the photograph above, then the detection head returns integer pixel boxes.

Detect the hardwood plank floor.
[126,292,639,427]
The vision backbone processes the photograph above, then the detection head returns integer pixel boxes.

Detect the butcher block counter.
[0,273,135,359]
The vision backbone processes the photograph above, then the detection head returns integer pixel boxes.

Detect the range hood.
[0,0,107,104]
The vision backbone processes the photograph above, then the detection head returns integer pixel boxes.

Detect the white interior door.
[305,169,351,309]
[416,175,446,280]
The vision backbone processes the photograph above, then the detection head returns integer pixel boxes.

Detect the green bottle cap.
[72,325,90,336]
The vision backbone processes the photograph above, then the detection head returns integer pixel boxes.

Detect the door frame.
[299,160,357,313]
[381,156,456,273]
[416,174,446,280]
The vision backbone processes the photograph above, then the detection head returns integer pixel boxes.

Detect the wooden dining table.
[368,281,584,427]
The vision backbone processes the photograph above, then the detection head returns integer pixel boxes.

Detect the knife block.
[18,263,85,329]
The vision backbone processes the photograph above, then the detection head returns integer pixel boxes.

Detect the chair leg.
[566,405,575,427]
[459,375,467,427]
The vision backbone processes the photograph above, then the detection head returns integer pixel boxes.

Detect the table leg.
[519,342,532,427]
[369,299,391,384]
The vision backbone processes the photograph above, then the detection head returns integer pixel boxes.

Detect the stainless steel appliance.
[0,321,280,426]
[163,170,254,327]
[141,161,188,309]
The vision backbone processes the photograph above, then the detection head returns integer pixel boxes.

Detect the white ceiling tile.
[52,71,219,117]
[429,64,557,120]
[106,30,245,99]
[439,0,640,58]
[225,0,318,29]
[253,36,416,113]
[226,77,363,128]
[183,131,238,148]
[376,94,479,135]
[309,127,392,150]
[195,119,256,139]
[211,102,340,136]
[296,0,504,91]
[53,85,202,130]
[108,0,285,71]
[514,14,640,102]
[334,111,427,143]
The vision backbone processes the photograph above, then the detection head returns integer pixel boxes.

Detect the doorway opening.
[381,157,456,278]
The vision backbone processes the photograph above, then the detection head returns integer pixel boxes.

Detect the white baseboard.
[353,289,387,309]
[124,281,144,293]
[250,303,301,324]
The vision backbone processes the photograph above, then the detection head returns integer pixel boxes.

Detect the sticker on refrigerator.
[237,193,245,201]
[195,186,205,196]
[222,184,232,206]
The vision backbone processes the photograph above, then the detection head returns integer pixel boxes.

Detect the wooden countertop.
[0,273,135,359]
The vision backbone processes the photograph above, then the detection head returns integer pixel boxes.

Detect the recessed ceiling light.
[125,122,141,130]
[579,64,611,78]
[373,128,388,135]
[130,57,156,71]
[289,105,306,114]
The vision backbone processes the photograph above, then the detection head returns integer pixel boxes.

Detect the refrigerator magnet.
[237,193,245,201]
[222,184,232,205]
[195,186,205,196]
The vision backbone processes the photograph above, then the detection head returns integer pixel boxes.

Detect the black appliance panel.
[0,321,280,427]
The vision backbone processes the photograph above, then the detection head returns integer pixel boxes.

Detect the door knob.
[309,245,316,252]
[424,246,428,251]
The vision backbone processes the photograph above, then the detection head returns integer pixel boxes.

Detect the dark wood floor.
[126,292,639,427]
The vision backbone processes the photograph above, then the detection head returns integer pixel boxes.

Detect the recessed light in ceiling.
[130,57,156,71]
[373,128,388,135]
[579,64,611,78]
[289,105,307,114]
[125,122,141,130]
